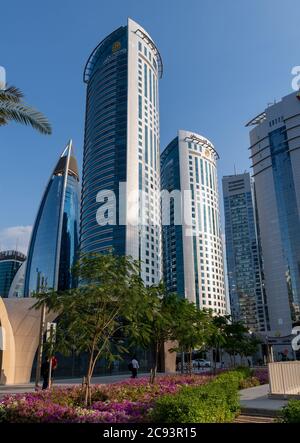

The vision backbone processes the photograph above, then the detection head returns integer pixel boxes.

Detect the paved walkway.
[0,373,150,398]
[240,384,288,416]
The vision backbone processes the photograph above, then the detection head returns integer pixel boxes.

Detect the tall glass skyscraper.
[222,173,268,332]
[81,18,162,284]
[0,250,26,297]
[247,91,300,335]
[161,130,227,314]
[23,141,80,296]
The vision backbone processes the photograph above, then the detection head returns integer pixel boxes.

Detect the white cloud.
[0,226,32,255]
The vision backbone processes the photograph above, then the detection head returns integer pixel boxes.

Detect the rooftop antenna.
[234,164,237,175]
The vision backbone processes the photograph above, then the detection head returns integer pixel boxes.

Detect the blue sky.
[1,0,299,253]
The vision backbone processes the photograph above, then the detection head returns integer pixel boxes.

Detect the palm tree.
[0,85,51,134]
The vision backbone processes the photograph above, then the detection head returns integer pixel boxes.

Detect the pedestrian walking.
[130,356,139,378]
[41,357,50,390]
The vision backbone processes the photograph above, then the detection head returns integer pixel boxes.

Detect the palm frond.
[0,85,23,103]
[0,101,52,134]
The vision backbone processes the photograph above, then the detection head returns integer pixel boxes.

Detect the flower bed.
[0,369,269,423]
[0,374,214,423]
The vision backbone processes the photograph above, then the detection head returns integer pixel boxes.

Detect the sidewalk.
[0,372,150,398]
[240,384,288,417]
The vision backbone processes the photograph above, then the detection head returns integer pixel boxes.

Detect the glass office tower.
[0,250,26,297]
[23,141,80,296]
[222,173,268,332]
[247,91,300,335]
[81,18,162,284]
[161,130,227,314]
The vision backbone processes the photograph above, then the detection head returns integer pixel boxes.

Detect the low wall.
[269,361,300,399]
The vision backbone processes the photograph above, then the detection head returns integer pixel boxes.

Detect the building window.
[138,95,142,119]
[144,63,148,98]
[149,67,152,103]
[145,125,148,164]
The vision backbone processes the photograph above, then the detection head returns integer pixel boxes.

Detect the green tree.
[171,302,213,375]
[34,252,145,405]
[207,315,230,373]
[0,85,51,134]
[239,334,261,365]
[223,320,249,367]
[129,282,180,384]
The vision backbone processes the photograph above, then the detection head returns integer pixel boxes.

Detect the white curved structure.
[0,297,57,385]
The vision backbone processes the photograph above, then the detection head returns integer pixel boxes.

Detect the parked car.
[193,359,211,368]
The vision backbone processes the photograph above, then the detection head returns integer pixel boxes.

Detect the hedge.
[150,369,248,423]
[280,400,300,423]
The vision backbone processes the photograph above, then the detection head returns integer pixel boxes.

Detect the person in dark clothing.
[41,358,50,390]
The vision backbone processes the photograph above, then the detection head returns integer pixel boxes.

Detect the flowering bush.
[252,368,269,385]
[0,374,213,423]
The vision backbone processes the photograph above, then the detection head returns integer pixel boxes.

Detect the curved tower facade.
[24,141,80,296]
[0,250,26,297]
[161,130,227,314]
[81,18,162,285]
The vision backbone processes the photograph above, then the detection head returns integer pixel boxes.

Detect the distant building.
[23,141,80,296]
[0,250,26,297]
[80,18,162,285]
[8,261,26,298]
[161,130,227,314]
[247,90,300,335]
[222,173,268,332]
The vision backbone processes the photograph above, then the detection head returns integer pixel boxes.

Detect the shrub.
[235,366,252,379]
[149,391,233,423]
[239,376,260,389]
[252,368,269,385]
[150,370,247,423]
[280,400,300,423]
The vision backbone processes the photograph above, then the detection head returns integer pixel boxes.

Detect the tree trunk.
[189,349,192,375]
[213,347,218,375]
[150,341,159,384]
[85,350,94,406]
[181,349,184,374]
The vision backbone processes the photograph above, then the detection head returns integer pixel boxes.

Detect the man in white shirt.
[131,356,139,378]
